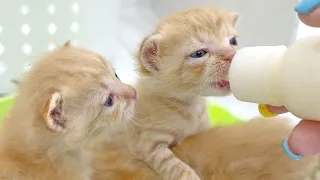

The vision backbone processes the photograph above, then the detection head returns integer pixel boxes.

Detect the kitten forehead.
[152,6,238,54]
[156,7,237,39]
[42,46,109,74]
[20,45,114,100]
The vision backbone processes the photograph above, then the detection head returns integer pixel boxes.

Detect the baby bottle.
[228,36,320,120]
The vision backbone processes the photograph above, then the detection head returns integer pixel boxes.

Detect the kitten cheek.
[112,110,118,120]
[186,61,206,76]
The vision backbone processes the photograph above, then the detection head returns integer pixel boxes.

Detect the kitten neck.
[165,95,200,107]
[137,77,202,105]
[1,113,89,170]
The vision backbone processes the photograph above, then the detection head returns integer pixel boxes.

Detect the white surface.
[1,0,319,121]
[152,0,299,47]
[277,36,320,120]
[229,45,287,106]
[0,0,122,94]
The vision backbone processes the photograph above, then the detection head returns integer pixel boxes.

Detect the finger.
[282,120,320,160]
[265,105,288,114]
[258,104,288,117]
[295,0,320,14]
[298,7,320,27]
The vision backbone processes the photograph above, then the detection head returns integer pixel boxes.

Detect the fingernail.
[282,136,304,160]
[258,104,278,118]
[295,0,320,14]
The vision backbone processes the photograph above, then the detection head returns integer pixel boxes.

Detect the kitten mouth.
[214,80,230,89]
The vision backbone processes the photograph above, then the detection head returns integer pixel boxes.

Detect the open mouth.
[214,80,230,89]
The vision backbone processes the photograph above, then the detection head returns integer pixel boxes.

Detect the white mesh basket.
[0,0,122,94]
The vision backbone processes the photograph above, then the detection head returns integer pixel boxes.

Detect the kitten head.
[137,6,239,97]
[16,42,137,146]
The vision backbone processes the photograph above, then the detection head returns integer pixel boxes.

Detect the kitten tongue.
[217,80,230,88]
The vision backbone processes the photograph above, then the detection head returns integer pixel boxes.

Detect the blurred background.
[0,0,319,122]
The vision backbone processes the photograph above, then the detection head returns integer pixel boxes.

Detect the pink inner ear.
[145,42,157,60]
[45,92,66,133]
[50,106,65,129]
[141,39,159,71]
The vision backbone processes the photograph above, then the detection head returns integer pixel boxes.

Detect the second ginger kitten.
[93,118,320,180]
[97,6,239,180]
[0,43,137,180]
[93,6,320,180]
[132,7,238,180]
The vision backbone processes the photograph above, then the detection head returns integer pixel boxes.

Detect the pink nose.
[222,50,236,62]
[122,85,137,101]
[126,88,137,100]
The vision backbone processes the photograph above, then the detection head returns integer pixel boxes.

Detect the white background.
[1,0,319,121]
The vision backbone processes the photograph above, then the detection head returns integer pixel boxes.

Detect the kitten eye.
[229,37,238,46]
[115,73,120,80]
[190,50,207,58]
[104,95,113,107]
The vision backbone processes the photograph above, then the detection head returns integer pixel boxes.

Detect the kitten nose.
[222,49,236,62]
[118,84,137,100]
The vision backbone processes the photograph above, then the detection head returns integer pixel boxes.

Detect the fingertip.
[295,0,320,14]
[298,7,320,27]
[282,136,304,160]
[285,120,320,157]
[265,105,288,114]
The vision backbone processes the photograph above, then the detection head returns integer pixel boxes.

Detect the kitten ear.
[231,12,240,26]
[63,40,72,47]
[139,34,162,72]
[42,92,66,132]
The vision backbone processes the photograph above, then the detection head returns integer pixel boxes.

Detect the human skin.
[298,6,320,27]
[266,0,320,158]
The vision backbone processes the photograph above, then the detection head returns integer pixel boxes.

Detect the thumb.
[298,7,320,27]
[295,0,320,27]
[283,120,320,159]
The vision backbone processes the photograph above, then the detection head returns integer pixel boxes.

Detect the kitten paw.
[179,170,201,180]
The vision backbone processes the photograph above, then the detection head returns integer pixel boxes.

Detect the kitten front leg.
[135,132,201,180]
[147,147,201,180]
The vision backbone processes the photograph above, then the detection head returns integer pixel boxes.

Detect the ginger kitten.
[172,117,320,180]
[0,42,136,180]
[93,118,319,180]
[96,6,238,180]
[132,6,238,180]
[93,6,320,180]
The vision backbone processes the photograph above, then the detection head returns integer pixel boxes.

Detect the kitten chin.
[200,85,232,97]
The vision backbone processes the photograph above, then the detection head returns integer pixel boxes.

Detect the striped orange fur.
[0,43,136,180]
[93,6,239,180]
[93,117,320,180]
[128,6,238,180]
[92,6,320,180]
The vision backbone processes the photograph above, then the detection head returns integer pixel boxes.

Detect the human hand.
[295,0,320,27]
[257,0,320,161]
[259,105,320,160]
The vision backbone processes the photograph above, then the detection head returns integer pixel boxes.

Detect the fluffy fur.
[93,117,320,180]
[95,6,238,180]
[92,6,320,180]
[132,6,238,180]
[0,43,136,180]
